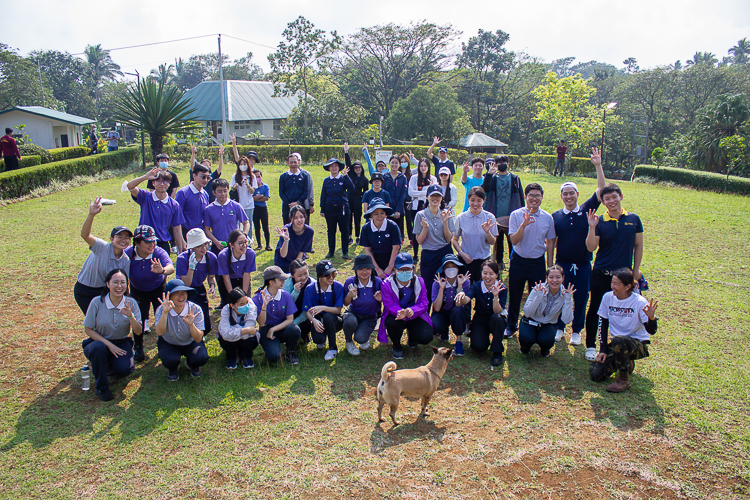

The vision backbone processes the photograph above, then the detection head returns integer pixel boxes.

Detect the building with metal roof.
[184,80,301,141]
[0,106,95,149]
[454,133,508,154]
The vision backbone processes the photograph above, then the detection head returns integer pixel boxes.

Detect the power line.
[71,34,219,56]
[221,34,277,51]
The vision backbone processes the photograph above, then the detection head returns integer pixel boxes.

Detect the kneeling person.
[343,255,383,355]
[519,265,574,357]
[218,287,260,369]
[303,260,345,361]
[431,254,470,351]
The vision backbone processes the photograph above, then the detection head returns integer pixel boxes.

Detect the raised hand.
[341,166,349,177]
[146,167,160,180]
[587,209,599,228]
[189,252,198,270]
[218,145,225,156]
[563,283,577,296]
[488,163,497,175]
[150,258,164,275]
[89,197,103,216]
[481,218,494,233]
[374,290,382,301]
[275,226,290,240]
[183,304,196,326]
[230,133,236,143]
[490,283,503,296]
[435,274,446,288]
[294,281,304,291]
[119,301,134,319]
[261,291,272,308]
[432,136,440,146]
[462,162,470,174]
[347,285,358,299]
[457,273,469,288]
[643,298,658,320]
[521,210,536,228]
[590,147,602,168]
[421,218,429,229]
[533,281,546,293]
[158,292,174,313]
[343,142,350,153]
[190,142,197,154]
[441,208,454,223]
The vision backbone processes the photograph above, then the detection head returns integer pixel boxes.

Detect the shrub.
[515,154,596,174]
[18,143,53,164]
[633,164,750,196]
[0,155,42,173]
[48,146,90,163]
[0,147,140,200]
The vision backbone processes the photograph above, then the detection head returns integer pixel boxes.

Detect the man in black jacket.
[481,155,524,269]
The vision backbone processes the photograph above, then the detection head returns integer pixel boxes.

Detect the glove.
[189,253,198,270]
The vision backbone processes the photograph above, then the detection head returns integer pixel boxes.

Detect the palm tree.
[729,38,750,65]
[114,78,200,162]
[84,44,123,103]
[685,52,718,67]
[149,63,175,86]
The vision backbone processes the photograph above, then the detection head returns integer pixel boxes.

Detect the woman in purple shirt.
[251,266,301,365]
[217,230,256,308]
[342,255,382,356]
[176,229,218,334]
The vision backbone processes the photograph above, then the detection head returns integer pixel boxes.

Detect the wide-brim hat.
[369,172,384,183]
[437,254,464,273]
[323,158,345,171]
[352,254,375,270]
[186,228,211,249]
[165,278,194,294]
[364,198,393,218]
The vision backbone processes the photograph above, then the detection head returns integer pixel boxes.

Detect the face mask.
[237,304,250,315]
[400,162,408,169]
[159,162,168,170]
[396,271,413,282]
[497,163,508,172]
[444,268,458,279]
[239,164,248,172]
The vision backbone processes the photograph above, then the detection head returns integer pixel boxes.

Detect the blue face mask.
[159,161,168,170]
[396,271,413,282]
[400,162,408,169]
[237,304,250,315]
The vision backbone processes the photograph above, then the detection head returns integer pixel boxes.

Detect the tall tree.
[729,38,750,65]
[0,44,61,110]
[385,83,469,141]
[149,63,175,86]
[622,57,639,74]
[84,44,122,105]
[30,50,95,117]
[685,52,718,67]
[691,93,750,172]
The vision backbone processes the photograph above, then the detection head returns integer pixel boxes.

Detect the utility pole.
[36,57,45,106]
[218,34,227,144]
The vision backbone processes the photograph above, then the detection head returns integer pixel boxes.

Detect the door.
[61,134,69,147]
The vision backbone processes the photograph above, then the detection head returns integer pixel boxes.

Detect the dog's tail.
[381,361,397,382]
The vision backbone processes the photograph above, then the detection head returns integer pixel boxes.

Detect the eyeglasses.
[526,194,543,199]
[154,179,169,184]
[199,175,210,180]
[237,240,248,246]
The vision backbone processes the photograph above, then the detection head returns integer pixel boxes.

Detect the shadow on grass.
[589,374,666,433]
[369,418,447,454]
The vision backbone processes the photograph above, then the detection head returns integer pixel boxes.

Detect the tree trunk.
[150,134,164,165]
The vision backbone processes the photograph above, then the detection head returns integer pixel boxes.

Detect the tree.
[691,93,750,172]
[685,52,718,67]
[623,57,639,74]
[221,52,265,81]
[729,38,750,65]
[0,44,61,110]
[84,44,122,105]
[549,57,576,77]
[150,63,175,86]
[268,16,341,132]
[385,83,467,141]
[114,78,201,161]
[30,50,95,117]
[719,135,748,178]
[172,57,206,90]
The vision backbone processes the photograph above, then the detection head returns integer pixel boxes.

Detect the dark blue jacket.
[381,171,408,214]
[320,174,355,207]
[279,170,313,208]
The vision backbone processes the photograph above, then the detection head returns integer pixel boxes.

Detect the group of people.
[74,138,658,401]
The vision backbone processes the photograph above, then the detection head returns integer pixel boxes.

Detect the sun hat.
[352,254,375,270]
[369,172,384,184]
[186,228,211,249]
[323,158,345,171]
[364,197,393,218]
[165,279,194,294]
[437,254,464,273]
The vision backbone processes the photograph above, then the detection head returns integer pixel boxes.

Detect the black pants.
[518,318,556,355]
[390,213,405,247]
[311,312,343,350]
[282,204,309,225]
[469,313,506,353]
[130,282,166,347]
[259,324,301,362]
[82,337,134,392]
[188,285,212,334]
[157,337,209,371]
[507,254,546,332]
[373,252,392,272]
[157,240,171,255]
[495,227,513,264]
[431,306,469,341]
[349,198,363,239]
[590,336,649,381]
[586,269,616,349]
[218,276,244,308]
[253,205,270,247]
[324,203,350,256]
[420,244,453,300]
[74,281,105,315]
[458,254,487,285]
[2,155,19,171]
[405,206,417,257]
[218,335,259,363]
[385,316,433,348]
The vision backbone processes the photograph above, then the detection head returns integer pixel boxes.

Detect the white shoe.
[324,349,337,361]
[359,341,371,351]
[316,343,326,350]
[585,347,597,361]
[570,332,582,346]
[346,342,360,356]
[555,329,565,342]
[143,322,151,333]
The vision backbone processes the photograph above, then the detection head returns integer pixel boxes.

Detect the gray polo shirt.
[413,208,455,251]
[83,295,141,340]
[77,238,131,288]
[508,207,556,259]
[454,209,499,260]
[155,301,205,346]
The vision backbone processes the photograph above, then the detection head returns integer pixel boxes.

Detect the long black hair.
[416,158,432,188]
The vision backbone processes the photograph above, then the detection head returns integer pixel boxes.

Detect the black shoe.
[286,350,300,365]
[265,245,272,252]
[342,253,351,260]
[392,348,404,360]
[190,366,203,378]
[349,237,354,246]
[325,252,334,259]
[214,305,223,311]
[133,345,145,362]
[242,357,255,369]
[96,388,114,401]
[491,353,503,366]
[255,245,262,251]
[308,249,315,254]
[167,369,179,381]
[407,340,418,349]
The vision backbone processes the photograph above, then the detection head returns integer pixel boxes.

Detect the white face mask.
[239,164,249,172]
[444,268,459,279]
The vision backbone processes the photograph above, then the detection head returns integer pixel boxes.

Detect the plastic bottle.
[81,365,90,391]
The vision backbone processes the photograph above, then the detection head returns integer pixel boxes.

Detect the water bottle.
[81,365,91,391]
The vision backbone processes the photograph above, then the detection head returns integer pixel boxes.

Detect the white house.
[0,106,95,149]
[183,81,301,141]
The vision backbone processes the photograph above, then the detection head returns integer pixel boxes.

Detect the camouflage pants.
[589,336,649,382]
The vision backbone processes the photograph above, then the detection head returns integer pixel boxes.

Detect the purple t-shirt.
[133,189,185,243]
[431,279,470,310]
[125,245,171,292]
[176,250,218,287]
[274,224,314,269]
[203,200,249,243]
[175,184,209,231]
[217,247,257,278]
[343,275,382,316]
[252,289,297,326]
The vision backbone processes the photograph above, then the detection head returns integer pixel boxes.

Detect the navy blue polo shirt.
[362,188,391,206]
[430,156,456,175]
[359,219,402,255]
[302,280,345,312]
[381,172,408,212]
[320,174,355,208]
[274,224,314,269]
[465,280,507,318]
[278,170,308,206]
[552,192,601,264]
[343,276,382,316]
[593,210,643,271]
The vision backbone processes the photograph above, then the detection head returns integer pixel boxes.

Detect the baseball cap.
[438,166,451,176]
[263,266,290,281]
[426,185,443,197]
[110,226,133,238]
[133,225,158,242]
[438,147,448,153]
[394,252,414,269]
[560,181,579,192]
[315,260,337,277]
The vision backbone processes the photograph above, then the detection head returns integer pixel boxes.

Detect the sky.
[4,0,749,80]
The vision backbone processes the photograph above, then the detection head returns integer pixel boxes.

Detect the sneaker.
[255,244,262,251]
[170,246,178,254]
[167,369,179,381]
[346,342,360,356]
[355,237,360,246]
[454,341,465,356]
[265,245,272,252]
[504,328,514,339]
[286,350,300,365]
[143,322,151,334]
[325,252,334,259]
[242,357,254,369]
[190,366,203,378]
[349,237,354,246]
[584,347,597,361]
[392,347,404,360]
[491,353,503,366]
[324,349,338,361]
[570,332,582,346]
[96,388,114,401]
[540,350,551,358]
[555,329,565,342]
[316,343,326,350]
[226,358,238,370]
[359,340,371,351]
[133,345,145,362]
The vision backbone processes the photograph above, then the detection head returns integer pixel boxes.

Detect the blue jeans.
[342,312,378,344]
[555,262,591,334]
[554,158,565,175]
[518,319,556,355]
[259,324,301,362]
[244,207,255,243]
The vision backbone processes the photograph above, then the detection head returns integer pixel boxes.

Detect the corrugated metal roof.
[459,133,508,148]
[0,106,95,126]
[184,81,301,121]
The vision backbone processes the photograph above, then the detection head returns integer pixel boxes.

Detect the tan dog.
[376,346,453,425]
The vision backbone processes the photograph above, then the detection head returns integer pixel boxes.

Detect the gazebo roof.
[459,132,508,148]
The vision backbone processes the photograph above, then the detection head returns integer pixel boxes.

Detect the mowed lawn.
[0,161,748,499]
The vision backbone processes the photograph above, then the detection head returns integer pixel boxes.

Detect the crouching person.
[218,287,260,370]
[342,255,383,355]
[519,265,575,357]
[155,279,209,381]
[590,268,658,393]
[304,260,345,361]
[431,254,470,349]
[252,266,301,365]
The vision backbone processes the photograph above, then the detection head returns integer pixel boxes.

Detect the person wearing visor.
[359,198,402,279]
[342,255,383,355]
[320,158,355,259]
[176,229,218,335]
[303,260,345,361]
[431,254,470,351]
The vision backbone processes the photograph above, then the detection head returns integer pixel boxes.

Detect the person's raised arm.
[127,167,159,197]
[510,211,533,246]
[460,162,470,184]
[231,133,239,163]
[591,147,606,199]
[585,209,599,252]
[81,197,102,247]
[426,136,439,159]
[189,142,197,169]
[362,144,376,176]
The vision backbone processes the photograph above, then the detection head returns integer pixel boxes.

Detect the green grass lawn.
[0,162,748,499]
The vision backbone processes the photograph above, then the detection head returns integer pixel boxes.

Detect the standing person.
[520,266,574,357]
[252,169,272,251]
[216,229,256,308]
[590,268,658,392]
[359,198,402,279]
[175,163,210,237]
[377,253,433,360]
[203,178,250,256]
[274,205,314,274]
[554,140,567,177]
[506,183,556,339]
[155,279,208,381]
[362,172,391,211]
[282,259,315,345]
[431,255,470,348]
[188,142,223,204]
[482,155,523,269]
[252,266,302,365]
[176,229,217,335]
[426,136,456,179]
[74,197,132,315]
[127,167,187,254]
[82,269,142,401]
[320,158,355,259]
[125,225,175,362]
[455,260,507,366]
[230,153,258,244]
[343,142,369,246]
[0,127,21,171]
[407,158,436,259]
[279,153,314,225]
[437,167,457,210]
[382,155,408,245]
[89,126,99,154]
[414,185,455,298]
[106,126,120,152]
[550,148,606,345]
[343,255,383,355]
[460,158,485,213]
[584,184,644,361]
[217,287,260,370]
[400,154,416,258]
[303,260,345,361]
[147,154,180,198]
[452,187,498,284]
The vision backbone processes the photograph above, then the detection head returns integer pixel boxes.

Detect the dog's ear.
[431,345,439,354]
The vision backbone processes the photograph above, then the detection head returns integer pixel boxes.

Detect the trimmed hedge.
[48,146,90,163]
[0,147,140,200]
[516,154,596,174]
[0,155,42,173]
[633,164,750,196]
